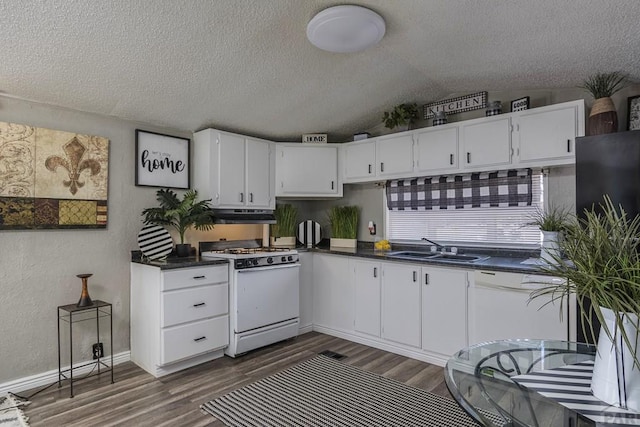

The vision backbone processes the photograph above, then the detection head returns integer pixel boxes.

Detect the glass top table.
[444,339,638,427]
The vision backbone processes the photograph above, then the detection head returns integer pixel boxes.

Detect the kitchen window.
[385,170,544,248]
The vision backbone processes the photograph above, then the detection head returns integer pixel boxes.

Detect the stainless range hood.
[212,209,276,224]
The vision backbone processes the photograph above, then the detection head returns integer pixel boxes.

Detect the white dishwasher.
[468,270,575,345]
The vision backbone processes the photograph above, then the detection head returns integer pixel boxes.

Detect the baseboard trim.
[0,351,131,395]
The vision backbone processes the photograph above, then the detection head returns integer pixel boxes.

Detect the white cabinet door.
[516,100,584,166]
[343,140,376,182]
[415,126,459,173]
[246,138,274,208]
[376,134,414,177]
[298,252,313,329]
[353,259,381,337]
[194,129,275,209]
[461,116,512,169]
[276,144,341,196]
[381,262,421,348]
[312,254,353,332]
[422,267,467,356]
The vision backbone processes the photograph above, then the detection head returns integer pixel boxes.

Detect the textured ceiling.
[1,0,639,141]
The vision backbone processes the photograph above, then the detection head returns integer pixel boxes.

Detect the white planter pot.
[540,231,560,264]
[330,238,357,249]
[591,307,640,411]
[270,236,296,248]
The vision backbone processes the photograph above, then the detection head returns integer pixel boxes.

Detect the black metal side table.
[57,300,114,397]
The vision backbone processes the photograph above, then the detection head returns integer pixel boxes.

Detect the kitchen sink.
[386,251,489,263]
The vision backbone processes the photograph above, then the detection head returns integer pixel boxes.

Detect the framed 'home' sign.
[135,130,190,189]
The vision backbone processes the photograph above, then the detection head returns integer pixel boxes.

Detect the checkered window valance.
[386,169,533,211]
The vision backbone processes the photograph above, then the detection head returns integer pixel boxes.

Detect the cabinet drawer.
[161,265,228,291]
[161,284,228,327]
[161,316,229,365]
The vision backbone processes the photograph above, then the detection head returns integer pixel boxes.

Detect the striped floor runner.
[513,361,640,426]
[202,355,502,426]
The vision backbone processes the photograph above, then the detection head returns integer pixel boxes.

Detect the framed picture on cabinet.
[135,130,190,189]
[510,96,530,112]
[627,95,640,131]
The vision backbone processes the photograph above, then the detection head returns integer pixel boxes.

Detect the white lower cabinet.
[130,263,229,377]
[298,252,314,329]
[381,263,421,348]
[421,267,468,356]
[312,254,354,332]
[353,260,381,337]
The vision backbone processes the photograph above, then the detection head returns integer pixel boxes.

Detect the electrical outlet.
[92,342,104,360]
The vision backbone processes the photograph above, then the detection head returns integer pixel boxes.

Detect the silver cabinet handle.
[373,267,377,278]
[194,336,206,342]
[425,273,429,285]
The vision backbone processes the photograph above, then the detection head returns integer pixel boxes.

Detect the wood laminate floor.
[22,332,452,426]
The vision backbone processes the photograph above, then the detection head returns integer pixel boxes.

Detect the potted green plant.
[531,196,640,410]
[526,205,571,264]
[270,204,298,248]
[328,205,360,248]
[382,103,418,131]
[579,71,627,136]
[142,188,216,257]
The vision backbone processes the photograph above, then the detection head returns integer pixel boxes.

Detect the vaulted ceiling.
[1,0,639,141]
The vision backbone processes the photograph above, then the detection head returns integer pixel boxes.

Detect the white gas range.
[200,241,300,357]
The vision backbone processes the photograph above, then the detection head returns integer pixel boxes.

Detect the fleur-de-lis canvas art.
[0,121,109,229]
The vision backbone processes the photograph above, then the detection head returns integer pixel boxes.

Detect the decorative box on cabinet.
[275,143,342,197]
[130,263,229,378]
[193,128,275,209]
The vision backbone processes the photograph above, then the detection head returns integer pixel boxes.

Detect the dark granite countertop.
[303,243,548,275]
[131,251,228,270]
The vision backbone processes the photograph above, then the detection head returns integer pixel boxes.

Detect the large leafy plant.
[382,103,418,129]
[579,71,627,99]
[142,188,216,244]
[531,196,640,366]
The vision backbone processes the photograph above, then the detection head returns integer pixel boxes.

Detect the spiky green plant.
[142,188,215,244]
[526,204,572,232]
[271,204,298,238]
[579,72,627,99]
[531,195,640,367]
[382,103,418,129]
[329,206,360,239]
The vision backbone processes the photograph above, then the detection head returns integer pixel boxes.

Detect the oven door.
[234,263,300,333]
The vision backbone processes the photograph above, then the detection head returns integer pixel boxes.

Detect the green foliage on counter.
[141,188,215,244]
[271,204,298,237]
[526,205,572,231]
[531,195,640,366]
[329,205,360,239]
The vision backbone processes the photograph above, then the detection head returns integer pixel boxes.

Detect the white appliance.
[200,241,300,357]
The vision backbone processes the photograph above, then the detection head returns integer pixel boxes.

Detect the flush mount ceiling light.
[307,5,386,53]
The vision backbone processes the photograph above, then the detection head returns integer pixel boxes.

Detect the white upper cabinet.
[376,133,414,177]
[460,116,512,170]
[343,140,376,182]
[275,143,342,197]
[193,128,275,209]
[514,99,585,166]
[415,125,459,174]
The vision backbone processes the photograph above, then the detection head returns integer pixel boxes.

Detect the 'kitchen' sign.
[423,91,488,119]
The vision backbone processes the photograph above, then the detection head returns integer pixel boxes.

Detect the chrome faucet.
[421,237,446,252]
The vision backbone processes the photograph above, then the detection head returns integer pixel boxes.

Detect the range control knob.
[252,258,259,266]
[287,255,293,261]
[267,257,274,264]
[281,256,287,262]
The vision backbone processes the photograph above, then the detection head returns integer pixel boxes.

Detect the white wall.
[0,96,262,385]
